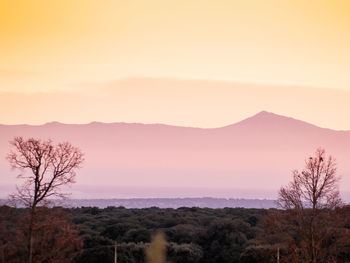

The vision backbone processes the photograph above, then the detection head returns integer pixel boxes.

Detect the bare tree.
[7,136,84,263]
[277,148,342,263]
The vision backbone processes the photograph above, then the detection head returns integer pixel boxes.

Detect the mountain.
[1,111,350,200]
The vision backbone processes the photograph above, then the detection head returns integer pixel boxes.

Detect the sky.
[0,0,350,129]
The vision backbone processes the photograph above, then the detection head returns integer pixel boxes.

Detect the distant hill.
[0,197,276,209]
[68,197,277,209]
[1,111,350,200]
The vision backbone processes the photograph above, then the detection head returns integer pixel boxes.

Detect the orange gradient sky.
[0,0,349,129]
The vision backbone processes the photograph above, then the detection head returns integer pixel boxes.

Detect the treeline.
[2,205,350,263]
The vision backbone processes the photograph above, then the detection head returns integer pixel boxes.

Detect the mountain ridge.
[1,111,348,132]
[1,111,350,200]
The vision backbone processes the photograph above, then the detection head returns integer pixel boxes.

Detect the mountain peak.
[251,110,277,118]
[248,110,303,122]
[223,110,323,132]
[255,110,273,115]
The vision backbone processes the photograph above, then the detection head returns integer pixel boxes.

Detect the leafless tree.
[277,148,342,263]
[7,136,84,263]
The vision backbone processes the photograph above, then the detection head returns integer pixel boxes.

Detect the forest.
[1,205,350,263]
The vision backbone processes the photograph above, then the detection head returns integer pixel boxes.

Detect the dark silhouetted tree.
[277,148,343,263]
[7,137,84,263]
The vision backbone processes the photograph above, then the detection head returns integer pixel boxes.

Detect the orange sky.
[0,0,349,129]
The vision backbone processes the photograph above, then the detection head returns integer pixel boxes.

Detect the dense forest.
[1,205,350,263]
[71,206,264,263]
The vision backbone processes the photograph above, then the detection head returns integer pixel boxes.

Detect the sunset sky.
[1,0,349,129]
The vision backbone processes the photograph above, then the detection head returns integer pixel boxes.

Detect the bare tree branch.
[277,148,342,263]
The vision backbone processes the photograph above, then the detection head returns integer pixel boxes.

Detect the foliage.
[0,206,83,263]
[2,205,350,262]
[70,206,278,263]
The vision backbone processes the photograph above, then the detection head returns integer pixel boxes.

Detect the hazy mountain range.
[0,197,276,209]
[1,111,350,200]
